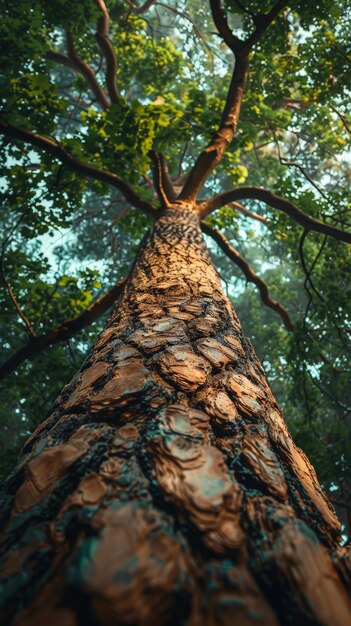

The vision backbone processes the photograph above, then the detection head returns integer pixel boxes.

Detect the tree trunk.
[0,206,350,626]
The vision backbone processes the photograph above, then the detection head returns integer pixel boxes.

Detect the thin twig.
[149,150,175,206]
[273,130,330,202]
[178,139,189,177]
[202,221,294,330]
[0,278,127,380]
[0,209,36,337]
[230,201,268,224]
[156,2,217,63]
[0,267,35,337]
[65,32,110,110]
[330,105,351,137]
[299,229,325,304]
[298,231,347,359]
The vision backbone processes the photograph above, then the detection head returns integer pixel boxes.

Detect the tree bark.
[0,206,350,626]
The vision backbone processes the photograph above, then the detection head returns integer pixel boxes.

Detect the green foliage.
[114,14,184,95]
[79,98,184,183]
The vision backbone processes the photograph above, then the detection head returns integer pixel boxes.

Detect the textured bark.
[0,206,350,626]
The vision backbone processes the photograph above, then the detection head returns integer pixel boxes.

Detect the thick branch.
[46,50,75,69]
[0,121,156,217]
[200,187,351,244]
[65,32,110,110]
[178,52,250,201]
[202,221,294,330]
[177,0,249,201]
[94,0,120,104]
[210,0,243,53]
[149,151,176,206]
[244,0,288,50]
[0,279,127,381]
[177,0,287,202]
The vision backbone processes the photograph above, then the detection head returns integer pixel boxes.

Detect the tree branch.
[178,51,250,201]
[156,2,216,62]
[0,269,35,337]
[149,150,175,206]
[0,279,127,381]
[0,121,156,218]
[330,105,351,137]
[0,212,36,337]
[65,32,110,110]
[244,0,288,50]
[299,229,325,305]
[176,0,248,201]
[199,186,351,244]
[94,0,120,104]
[230,201,268,224]
[273,130,329,202]
[201,221,294,330]
[178,0,287,202]
[46,50,75,69]
[209,0,243,54]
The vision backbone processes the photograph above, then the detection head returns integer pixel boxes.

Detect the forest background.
[0,0,350,537]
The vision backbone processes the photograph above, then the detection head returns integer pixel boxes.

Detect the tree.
[0,0,351,624]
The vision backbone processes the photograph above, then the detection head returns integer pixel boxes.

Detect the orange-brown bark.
[0,206,350,625]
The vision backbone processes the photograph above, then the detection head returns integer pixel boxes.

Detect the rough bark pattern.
[0,207,350,626]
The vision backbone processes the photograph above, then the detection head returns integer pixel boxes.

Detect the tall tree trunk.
[0,206,350,626]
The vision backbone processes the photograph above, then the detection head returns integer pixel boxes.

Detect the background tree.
[0,0,351,624]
